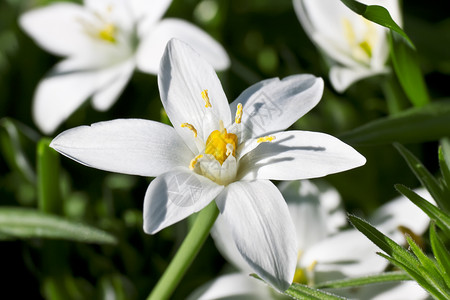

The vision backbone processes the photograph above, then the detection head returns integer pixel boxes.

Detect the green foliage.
[394,143,449,212]
[0,207,117,244]
[314,271,410,289]
[284,283,347,300]
[339,100,450,146]
[388,32,430,107]
[349,215,450,300]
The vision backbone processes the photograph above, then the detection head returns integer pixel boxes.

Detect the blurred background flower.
[19,0,229,134]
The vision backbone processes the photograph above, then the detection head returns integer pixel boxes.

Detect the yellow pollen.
[235,103,243,124]
[98,23,117,43]
[342,17,375,61]
[307,260,317,272]
[189,154,203,170]
[257,136,275,143]
[293,268,307,285]
[201,90,212,108]
[181,123,197,138]
[205,128,238,165]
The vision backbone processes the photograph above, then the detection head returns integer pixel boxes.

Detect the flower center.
[342,17,377,63]
[180,90,274,185]
[205,127,238,165]
[98,23,117,43]
[77,5,118,44]
[294,251,317,285]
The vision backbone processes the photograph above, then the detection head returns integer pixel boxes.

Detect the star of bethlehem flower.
[19,0,230,134]
[50,39,366,291]
[197,181,432,299]
[293,0,402,92]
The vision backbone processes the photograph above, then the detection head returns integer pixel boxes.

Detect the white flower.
[50,39,365,291]
[19,0,230,134]
[293,0,402,92]
[201,181,431,299]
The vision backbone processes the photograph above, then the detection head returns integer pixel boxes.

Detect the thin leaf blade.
[395,184,450,237]
[0,207,117,244]
[339,100,450,146]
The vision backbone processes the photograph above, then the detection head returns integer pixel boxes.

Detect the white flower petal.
[33,58,133,134]
[329,65,389,92]
[215,180,297,291]
[130,0,172,36]
[370,188,433,242]
[137,18,229,74]
[50,119,193,177]
[229,75,323,140]
[279,180,346,251]
[211,215,253,274]
[158,39,231,151]
[187,273,271,300]
[32,65,98,134]
[238,131,366,181]
[294,0,358,50]
[143,168,223,234]
[19,3,92,57]
[91,59,135,111]
[301,229,388,282]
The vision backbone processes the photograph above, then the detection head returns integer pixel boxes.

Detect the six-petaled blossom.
[196,181,431,299]
[50,39,366,291]
[20,0,229,134]
[293,0,401,92]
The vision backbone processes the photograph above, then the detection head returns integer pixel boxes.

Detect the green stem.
[37,138,61,214]
[147,201,220,300]
[382,74,406,115]
[37,138,69,300]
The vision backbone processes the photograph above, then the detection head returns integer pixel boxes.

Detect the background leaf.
[339,100,450,146]
[0,207,117,244]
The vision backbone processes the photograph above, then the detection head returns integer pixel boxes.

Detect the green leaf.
[377,252,447,299]
[0,118,37,184]
[339,100,450,146]
[389,31,430,107]
[406,236,446,287]
[284,283,347,300]
[315,271,410,289]
[394,143,449,212]
[395,185,450,238]
[429,223,450,289]
[348,215,419,269]
[0,207,117,244]
[439,138,450,189]
[340,0,413,46]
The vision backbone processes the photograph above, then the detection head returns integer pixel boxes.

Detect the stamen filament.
[257,136,275,143]
[235,103,243,124]
[201,90,212,108]
[180,123,198,138]
[226,143,234,157]
[189,154,203,170]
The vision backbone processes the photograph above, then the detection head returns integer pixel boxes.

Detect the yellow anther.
[181,123,198,138]
[99,23,117,43]
[307,260,317,272]
[201,89,212,108]
[235,103,243,124]
[293,268,307,285]
[189,154,203,170]
[205,129,238,165]
[257,136,275,143]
